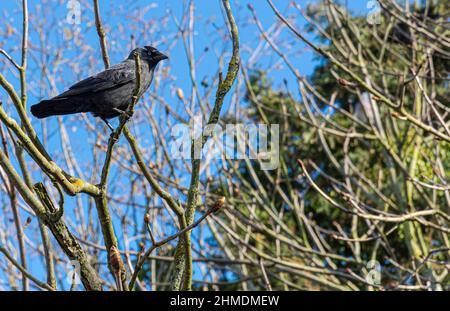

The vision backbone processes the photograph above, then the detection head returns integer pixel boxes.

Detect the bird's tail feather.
[30,98,85,118]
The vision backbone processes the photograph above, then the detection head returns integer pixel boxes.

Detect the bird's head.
[128,46,168,66]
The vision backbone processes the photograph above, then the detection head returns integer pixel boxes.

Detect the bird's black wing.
[57,62,136,98]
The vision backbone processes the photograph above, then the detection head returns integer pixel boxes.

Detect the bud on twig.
[138,242,145,250]
[23,216,32,228]
[109,246,124,273]
[109,246,124,291]
[176,88,185,101]
[337,77,356,87]
[212,196,226,213]
[144,213,151,224]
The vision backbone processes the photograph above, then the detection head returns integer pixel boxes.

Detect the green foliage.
[214,0,450,290]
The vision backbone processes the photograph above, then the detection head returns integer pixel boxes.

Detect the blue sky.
[0,0,372,290]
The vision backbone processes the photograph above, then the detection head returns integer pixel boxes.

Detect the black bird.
[30,46,168,130]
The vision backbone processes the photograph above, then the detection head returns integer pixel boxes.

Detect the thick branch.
[171,0,240,291]
[0,147,102,290]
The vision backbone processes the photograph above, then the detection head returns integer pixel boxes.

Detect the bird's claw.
[101,118,115,132]
[113,108,129,118]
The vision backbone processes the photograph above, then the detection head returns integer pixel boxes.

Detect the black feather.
[29,46,167,120]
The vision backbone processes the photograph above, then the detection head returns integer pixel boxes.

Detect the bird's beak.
[154,51,168,61]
